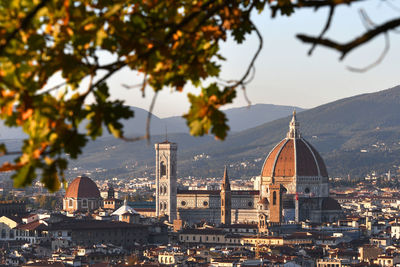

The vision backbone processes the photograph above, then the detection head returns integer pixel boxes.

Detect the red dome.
[261,111,328,178]
[261,138,328,178]
[65,176,100,198]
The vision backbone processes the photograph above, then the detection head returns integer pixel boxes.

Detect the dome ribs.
[296,139,319,177]
[65,176,101,198]
[261,139,287,177]
[273,139,295,177]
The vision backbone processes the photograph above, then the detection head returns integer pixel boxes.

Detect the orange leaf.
[22,109,33,121]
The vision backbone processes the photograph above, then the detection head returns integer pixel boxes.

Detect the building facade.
[155,112,342,225]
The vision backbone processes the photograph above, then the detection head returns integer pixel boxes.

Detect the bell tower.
[268,184,283,223]
[155,141,177,222]
[220,166,232,225]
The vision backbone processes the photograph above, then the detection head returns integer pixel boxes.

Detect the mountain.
[163,104,305,133]
[0,104,304,140]
[175,85,400,178]
[67,85,400,180]
[2,85,400,180]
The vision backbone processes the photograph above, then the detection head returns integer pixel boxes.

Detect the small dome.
[112,200,139,216]
[65,176,100,199]
[322,197,342,211]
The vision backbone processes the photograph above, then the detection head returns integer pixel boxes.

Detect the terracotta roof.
[17,220,47,231]
[48,220,147,231]
[65,176,100,199]
[261,137,328,178]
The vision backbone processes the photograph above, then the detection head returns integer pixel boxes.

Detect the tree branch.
[308,5,335,55]
[297,16,400,60]
[347,33,390,72]
[270,0,364,17]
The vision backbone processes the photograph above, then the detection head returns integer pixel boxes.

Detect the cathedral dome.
[261,111,328,178]
[65,176,100,199]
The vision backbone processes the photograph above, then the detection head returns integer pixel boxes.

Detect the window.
[248,201,253,207]
[273,191,277,205]
[160,161,166,176]
[82,199,87,207]
[181,201,186,206]
[69,199,73,207]
[203,201,208,206]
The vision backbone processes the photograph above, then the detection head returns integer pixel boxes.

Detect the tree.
[0,0,398,191]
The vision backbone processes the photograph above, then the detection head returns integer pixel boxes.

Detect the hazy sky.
[99,1,400,118]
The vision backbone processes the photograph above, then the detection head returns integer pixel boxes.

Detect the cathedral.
[155,112,342,225]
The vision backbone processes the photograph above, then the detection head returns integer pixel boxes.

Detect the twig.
[120,91,158,144]
[242,84,252,107]
[359,9,375,29]
[383,0,400,13]
[232,21,263,88]
[122,83,143,90]
[308,5,335,55]
[297,17,400,60]
[39,82,67,95]
[347,33,390,72]
[270,0,363,17]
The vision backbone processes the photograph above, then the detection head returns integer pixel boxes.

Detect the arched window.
[160,161,166,176]
[273,191,277,205]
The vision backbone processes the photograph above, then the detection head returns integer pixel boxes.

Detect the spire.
[287,109,301,139]
[222,166,231,190]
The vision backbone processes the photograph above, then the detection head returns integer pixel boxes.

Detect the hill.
[0,104,303,140]
[2,85,400,180]
[85,85,400,179]
[163,104,305,133]
[176,85,400,178]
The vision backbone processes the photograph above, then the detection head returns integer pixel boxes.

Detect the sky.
[97,1,400,118]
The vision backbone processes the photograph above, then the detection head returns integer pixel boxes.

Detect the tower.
[268,184,283,223]
[220,166,232,225]
[155,141,177,222]
[107,184,115,199]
